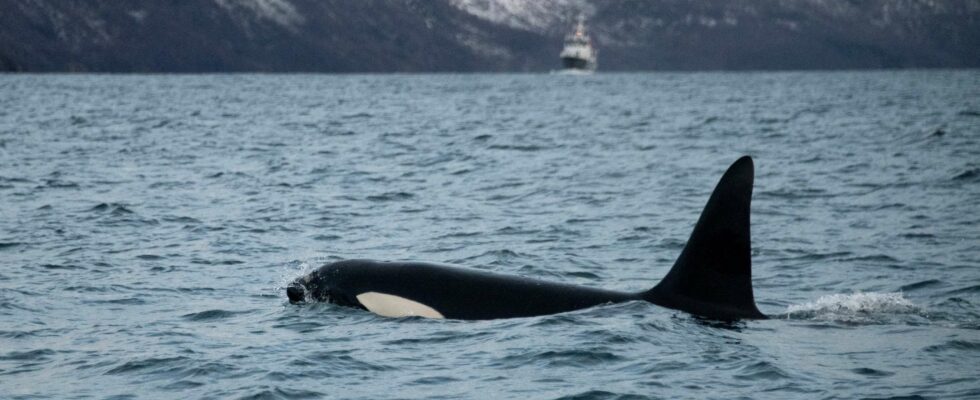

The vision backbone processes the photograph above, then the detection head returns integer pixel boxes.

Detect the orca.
[287,156,766,321]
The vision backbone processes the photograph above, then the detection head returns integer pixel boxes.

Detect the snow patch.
[456,33,512,59]
[128,10,148,23]
[450,0,593,33]
[214,0,304,29]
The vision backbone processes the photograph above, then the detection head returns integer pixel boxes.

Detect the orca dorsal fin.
[644,156,766,320]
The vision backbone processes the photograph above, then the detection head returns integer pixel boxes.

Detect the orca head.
[286,271,332,304]
[286,280,307,303]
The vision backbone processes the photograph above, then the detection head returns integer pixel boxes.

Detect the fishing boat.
[559,15,597,73]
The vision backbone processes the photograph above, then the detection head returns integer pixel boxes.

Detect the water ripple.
[1,71,978,399]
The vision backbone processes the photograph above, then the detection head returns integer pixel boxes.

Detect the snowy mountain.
[1,0,976,72]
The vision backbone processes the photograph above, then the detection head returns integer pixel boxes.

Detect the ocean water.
[0,71,978,399]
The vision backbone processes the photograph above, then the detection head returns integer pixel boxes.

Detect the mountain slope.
[1,0,976,72]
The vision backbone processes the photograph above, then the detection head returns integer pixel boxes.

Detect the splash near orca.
[287,156,766,321]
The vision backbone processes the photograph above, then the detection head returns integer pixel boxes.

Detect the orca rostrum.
[287,156,766,321]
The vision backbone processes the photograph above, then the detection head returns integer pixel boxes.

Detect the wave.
[952,168,979,181]
[0,242,24,251]
[365,191,415,202]
[181,309,250,322]
[487,144,547,152]
[552,390,655,400]
[495,349,623,368]
[237,387,324,400]
[0,348,56,361]
[104,356,190,375]
[89,202,134,214]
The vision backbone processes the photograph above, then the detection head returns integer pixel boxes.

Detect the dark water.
[1,71,978,399]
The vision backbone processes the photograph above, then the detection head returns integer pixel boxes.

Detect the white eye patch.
[355,292,445,319]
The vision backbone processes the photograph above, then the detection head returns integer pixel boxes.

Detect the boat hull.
[561,57,594,71]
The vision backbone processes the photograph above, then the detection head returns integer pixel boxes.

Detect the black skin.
[288,156,767,321]
[288,259,641,320]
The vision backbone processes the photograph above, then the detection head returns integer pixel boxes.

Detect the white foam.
[785,292,920,321]
[275,256,329,293]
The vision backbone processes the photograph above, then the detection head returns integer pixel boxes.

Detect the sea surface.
[1,71,978,399]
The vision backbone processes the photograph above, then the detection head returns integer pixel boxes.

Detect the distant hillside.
[583,0,980,70]
[1,0,977,72]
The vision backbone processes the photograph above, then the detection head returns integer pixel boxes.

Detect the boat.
[559,15,597,73]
